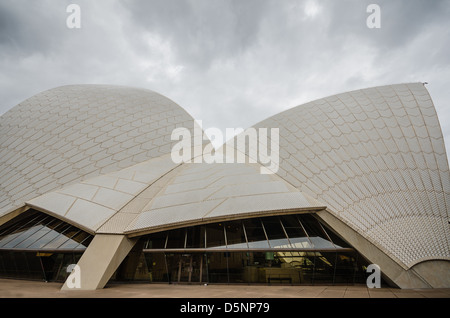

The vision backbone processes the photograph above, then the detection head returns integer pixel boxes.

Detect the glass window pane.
[78,235,93,248]
[25,252,46,280]
[41,224,73,249]
[186,226,204,248]
[0,226,39,248]
[281,215,307,237]
[313,252,336,284]
[143,253,169,282]
[0,210,93,256]
[273,251,315,283]
[144,232,167,249]
[333,252,359,284]
[242,219,269,248]
[72,235,93,250]
[261,217,290,248]
[224,221,247,249]
[287,237,313,249]
[59,239,79,249]
[3,225,49,249]
[0,214,51,248]
[299,214,335,249]
[52,253,83,282]
[42,233,70,250]
[16,219,63,249]
[0,213,47,238]
[226,252,249,283]
[0,211,93,251]
[59,231,91,249]
[166,228,186,249]
[45,219,64,231]
[205,223,225,248]
[322,227,351,248]
[308,236,335,249]
[28,230,61,249]
[59,226,79,240]
[280,215,312,248]
[14,252,29,277]
[205,252,229,283]
[0,251,16,277]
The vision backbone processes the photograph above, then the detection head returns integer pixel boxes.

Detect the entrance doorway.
[168,253,206,283]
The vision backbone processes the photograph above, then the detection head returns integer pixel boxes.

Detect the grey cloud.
[121,0,269,69]
[0,1,67,57]
[324,0,449,47]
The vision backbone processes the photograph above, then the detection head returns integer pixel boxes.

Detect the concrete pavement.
[1,278,449,298]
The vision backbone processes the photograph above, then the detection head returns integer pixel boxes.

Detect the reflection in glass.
[205,223,225,248]
[42,225,74,250]
[141,213,354,252]
[0,211,92,251]
[243,219,270,248]
[281,215,311,247]
[322,228,350,248]
[166,228,186,249]
[0,214,49,244]
[133,213,376,285]
[261,217,290,248]
[186,226,204,248]
[28,229,62,249]
[300,214,335,249]
[0,251,84,282]
[2,225,47,249]
[143,231,167,249]
[224,221,247,249]
[143,253,168,282]
[59,231,90,250]
[133,251,370,285]
[0,210,94,283]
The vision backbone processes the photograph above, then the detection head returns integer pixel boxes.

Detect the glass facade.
[140,213,353,251]
[113,213,373,285]
[0,210,93,282]
[0,211,377,286]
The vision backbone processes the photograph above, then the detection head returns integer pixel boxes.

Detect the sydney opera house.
[0,83,448,290]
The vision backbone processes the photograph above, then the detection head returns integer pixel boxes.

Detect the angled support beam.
[61,234,137,290]
[316,210,433,289]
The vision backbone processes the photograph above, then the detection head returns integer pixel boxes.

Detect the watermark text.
[171,121,279,174]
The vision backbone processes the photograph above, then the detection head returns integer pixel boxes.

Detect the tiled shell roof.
[250,83,450,268]
[0,85,198,217]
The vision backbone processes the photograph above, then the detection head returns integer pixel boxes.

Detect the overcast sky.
[1,0,449,156]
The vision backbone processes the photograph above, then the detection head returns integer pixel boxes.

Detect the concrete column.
[61,234,137,290]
